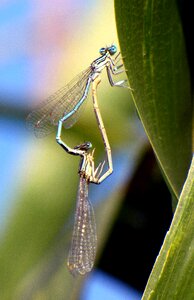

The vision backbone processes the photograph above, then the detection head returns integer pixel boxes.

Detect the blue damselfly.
[27,45,128,160]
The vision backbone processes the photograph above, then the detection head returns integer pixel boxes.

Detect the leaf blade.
[115,0,192,198]
[142,155,194,299]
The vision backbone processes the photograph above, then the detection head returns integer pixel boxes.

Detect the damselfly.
[67,142,106,276]
[27,45,128,160]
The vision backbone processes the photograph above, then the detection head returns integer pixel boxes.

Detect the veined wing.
[67,176,97,276]
[26,67,92,138]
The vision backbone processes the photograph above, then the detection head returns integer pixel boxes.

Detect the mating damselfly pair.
[27,44,129,275]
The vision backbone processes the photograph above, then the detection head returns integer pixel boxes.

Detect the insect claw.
[114,52,121,61]
[114,70,125,75]
[114,54,126,65]
[113,64,124,72]
[91,148,96,156]
[114,57,122,64]
[94,163,102,177]
[114,79,126,86]
[94,160,106,179]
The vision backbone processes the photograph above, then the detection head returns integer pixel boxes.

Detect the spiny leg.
[109,54,129,78]
[112,52,126,66]
[114,51,121,62]
[106,65,128,88]
[106,62,133,90]
[93,160,106,181]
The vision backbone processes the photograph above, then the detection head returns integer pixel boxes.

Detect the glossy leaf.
[142,156,194,299]
[115,0,194,299]
[115,0,192,199]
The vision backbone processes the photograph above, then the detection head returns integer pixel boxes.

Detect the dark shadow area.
[98,146,173,292]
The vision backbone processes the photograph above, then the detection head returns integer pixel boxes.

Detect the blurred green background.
[1,0,192,299]
[0,1,143,299]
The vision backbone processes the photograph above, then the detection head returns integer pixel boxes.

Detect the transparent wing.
[26,67,92,138]
[67,176,97,276]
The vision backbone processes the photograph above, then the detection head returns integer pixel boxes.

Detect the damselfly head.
[108,44,117,55]
[74,141,92,151]
[99,47,106,55]
[99,44,117,56]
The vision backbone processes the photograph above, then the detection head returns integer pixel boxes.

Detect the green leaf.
[115,0,192,199]
[142,155,194,299]
[115,1,194,298]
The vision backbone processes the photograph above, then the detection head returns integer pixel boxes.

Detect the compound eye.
[109,44,117,55]
[99,47,106,55]
[86,142,92,149]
